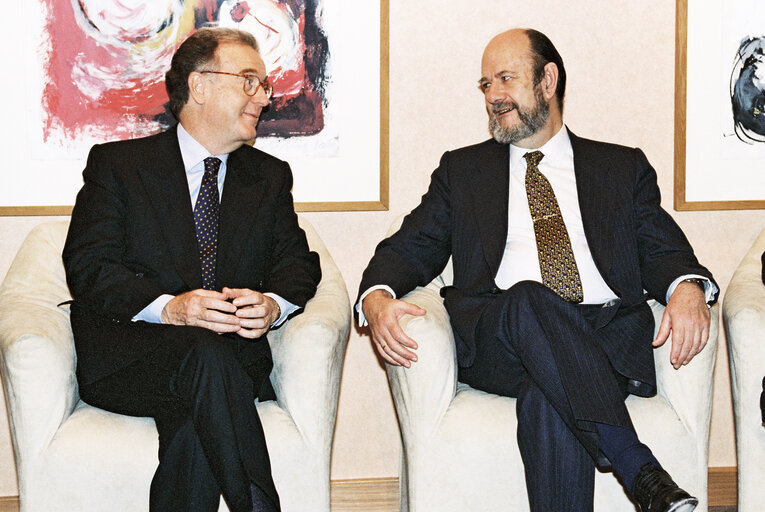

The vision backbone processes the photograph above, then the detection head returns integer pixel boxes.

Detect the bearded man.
[357,28,717,512]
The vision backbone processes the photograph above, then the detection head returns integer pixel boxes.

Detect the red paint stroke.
[197,0,219,23]
[40,0,177,143]
[249,13,278,35]
[267,2,307,102]
[229,1,308,104]
[230,2,250,23]
[231,2,277,34]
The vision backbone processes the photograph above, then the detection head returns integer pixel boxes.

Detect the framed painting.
[675,0,765,210]
[0,0,388,215]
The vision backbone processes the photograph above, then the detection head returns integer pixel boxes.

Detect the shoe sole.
[666,497,698,512]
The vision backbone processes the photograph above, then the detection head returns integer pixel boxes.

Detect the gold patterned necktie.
[523,150,583,303]
[194,157,221,290]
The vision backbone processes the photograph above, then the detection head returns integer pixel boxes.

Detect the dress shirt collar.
[176,122,230,173]
[508,125,572,172]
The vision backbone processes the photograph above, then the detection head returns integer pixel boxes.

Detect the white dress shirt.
[357,126,715,324]
[133,123,297,326]
[495,127,618,304]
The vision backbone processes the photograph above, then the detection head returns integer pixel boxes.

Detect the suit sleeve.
[631,148,718,305]
[63,145,166,320]
[357,152,454,304]
[262,163,321,309]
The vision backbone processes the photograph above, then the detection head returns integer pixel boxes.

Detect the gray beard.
[489,89,550,144]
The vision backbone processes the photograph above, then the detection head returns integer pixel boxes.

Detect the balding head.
[479,28,563,148]
[483,28,566,111]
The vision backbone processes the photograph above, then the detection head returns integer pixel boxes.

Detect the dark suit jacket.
[63,126,321,385]
[359,130,717,395]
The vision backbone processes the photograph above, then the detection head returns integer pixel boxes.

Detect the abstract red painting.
[39,0,329,146]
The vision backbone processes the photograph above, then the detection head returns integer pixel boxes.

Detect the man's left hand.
[223,287,280,339]
[653,281,710,369]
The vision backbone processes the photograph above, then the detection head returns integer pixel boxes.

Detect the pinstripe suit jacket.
[358,129,716,395]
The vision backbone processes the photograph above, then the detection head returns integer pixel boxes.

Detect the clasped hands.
[161,287,279,339]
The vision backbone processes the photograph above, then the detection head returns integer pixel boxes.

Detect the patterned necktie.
[194,157,221,290]
[523,151,583,303]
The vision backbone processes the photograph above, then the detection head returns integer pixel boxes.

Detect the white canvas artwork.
[0,0,386,212]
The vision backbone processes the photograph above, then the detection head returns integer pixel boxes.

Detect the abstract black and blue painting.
[730,36,765,144]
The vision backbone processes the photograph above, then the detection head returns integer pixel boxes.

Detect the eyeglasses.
[199,70,273,98]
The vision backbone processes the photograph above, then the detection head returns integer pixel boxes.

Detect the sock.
[595,422,661,491]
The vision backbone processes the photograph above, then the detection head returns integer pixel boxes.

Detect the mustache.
[491,102,517,115]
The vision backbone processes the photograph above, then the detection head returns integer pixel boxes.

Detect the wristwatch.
[681,278,706,292]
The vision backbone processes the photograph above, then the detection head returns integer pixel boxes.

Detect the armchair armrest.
[723,228,765,511]
[0,222,78,471]
[724,228,765,406]
[389,280,457,441]
[266,218,351,450]
[725,266,765,425]
[0,308,77,465]
[649,301,719,437]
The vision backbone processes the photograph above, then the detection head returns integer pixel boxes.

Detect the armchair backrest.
[1,221,72,311]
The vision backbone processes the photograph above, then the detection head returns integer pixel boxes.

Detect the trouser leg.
[150,414,221,512]
[489,281,632,448]
[459,281,655,507]
[516,380,595,512]
[172,336,279,512]
[75,318,279,512]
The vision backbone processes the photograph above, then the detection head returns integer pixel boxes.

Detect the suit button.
[490,287,501,295]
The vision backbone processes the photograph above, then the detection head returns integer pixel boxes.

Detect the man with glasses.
[358,28,717,512]
[63,27,320,512]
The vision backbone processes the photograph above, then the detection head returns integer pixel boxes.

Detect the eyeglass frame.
[199,70,273,99]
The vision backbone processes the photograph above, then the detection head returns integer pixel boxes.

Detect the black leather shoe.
[632,463,698,512]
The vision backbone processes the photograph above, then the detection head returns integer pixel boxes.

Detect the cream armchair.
[383,220,719,512]
[0,217,350,512]
[723,225,765,512]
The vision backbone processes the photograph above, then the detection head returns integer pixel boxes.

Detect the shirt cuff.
[666,275,718,305]
[264,293,299,327]
[356,285,396,326]
[132,294,175,323]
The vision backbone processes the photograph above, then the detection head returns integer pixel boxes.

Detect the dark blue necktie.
[194,157,221,290]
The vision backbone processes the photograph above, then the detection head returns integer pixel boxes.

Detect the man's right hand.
[161,289,241,333]
[362,289,426,367]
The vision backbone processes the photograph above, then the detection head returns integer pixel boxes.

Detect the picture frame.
[675,0,765,210]
[0,0,388,216]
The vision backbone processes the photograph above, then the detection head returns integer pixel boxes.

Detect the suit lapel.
[216,146,266,288]
[570,130,614,281]
[468,140,510,275]
[137,127,202,290]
